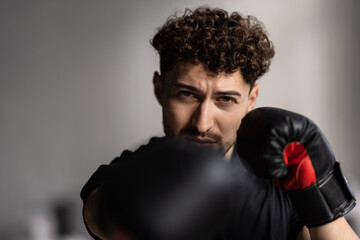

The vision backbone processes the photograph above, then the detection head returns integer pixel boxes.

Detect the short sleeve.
[80,151,131,204]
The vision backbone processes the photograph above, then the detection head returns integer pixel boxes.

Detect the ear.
[153,71,163,106]
[247,84,259,112]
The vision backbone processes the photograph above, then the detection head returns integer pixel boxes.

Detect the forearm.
[298,217,359,240]
[308,217,359,240]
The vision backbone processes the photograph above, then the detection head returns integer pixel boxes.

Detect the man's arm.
[308,217,358,240]
[84,187,137,240]
[297,226,311,240]
[81,137,236,240]
[237,107,358,239]
[83,187,109,240]
[297,217,359,240]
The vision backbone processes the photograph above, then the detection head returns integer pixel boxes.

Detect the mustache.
[179,129,222,143]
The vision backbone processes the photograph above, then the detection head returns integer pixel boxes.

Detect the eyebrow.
[174,83,200,93]
[215,91,242,97]
[174,83,242,97]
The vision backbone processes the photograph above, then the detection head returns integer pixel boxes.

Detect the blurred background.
[1,0,359,239]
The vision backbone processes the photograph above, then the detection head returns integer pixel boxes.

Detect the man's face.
[153,63,258,159]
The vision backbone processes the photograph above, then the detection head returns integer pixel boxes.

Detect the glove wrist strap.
[288,162,356,228]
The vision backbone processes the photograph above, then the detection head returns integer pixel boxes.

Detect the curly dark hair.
[151,7,275,86]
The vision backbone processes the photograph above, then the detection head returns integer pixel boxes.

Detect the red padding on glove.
[281,142,316,191]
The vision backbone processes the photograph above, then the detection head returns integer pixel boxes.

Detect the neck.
[224,145,234,162]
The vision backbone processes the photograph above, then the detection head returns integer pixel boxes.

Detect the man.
[81,7,358,240]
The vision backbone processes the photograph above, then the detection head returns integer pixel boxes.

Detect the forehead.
[163,62,249,93]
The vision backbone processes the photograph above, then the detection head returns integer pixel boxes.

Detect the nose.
[191,100,215,134]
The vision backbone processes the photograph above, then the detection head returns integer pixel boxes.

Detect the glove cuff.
[287,162,356,228]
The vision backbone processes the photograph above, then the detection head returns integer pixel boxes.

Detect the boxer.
[81,7,358,240]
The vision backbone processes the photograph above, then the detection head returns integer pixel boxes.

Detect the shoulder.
[81,137,165,202]
[110,137,165,165]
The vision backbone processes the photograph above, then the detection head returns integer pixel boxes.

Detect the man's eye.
[176,91,197,102]
[219,96,236,103]
[179,91,194,97]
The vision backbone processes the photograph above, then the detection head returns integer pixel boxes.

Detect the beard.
[163,115,235,157]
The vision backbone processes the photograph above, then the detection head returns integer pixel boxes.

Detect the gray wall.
[1,0,359,238]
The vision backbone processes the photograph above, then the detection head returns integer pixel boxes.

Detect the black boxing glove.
[98,137,234,240]
[236,107,356,228]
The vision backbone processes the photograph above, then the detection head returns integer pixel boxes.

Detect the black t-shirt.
[215,150,303,239]
[80,138,303,240]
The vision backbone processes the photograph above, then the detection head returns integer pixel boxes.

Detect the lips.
[185,136,217,145]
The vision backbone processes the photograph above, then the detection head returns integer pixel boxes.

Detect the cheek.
[218,114,241,136]
[217,106,248,139]
[163,100,194,135]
